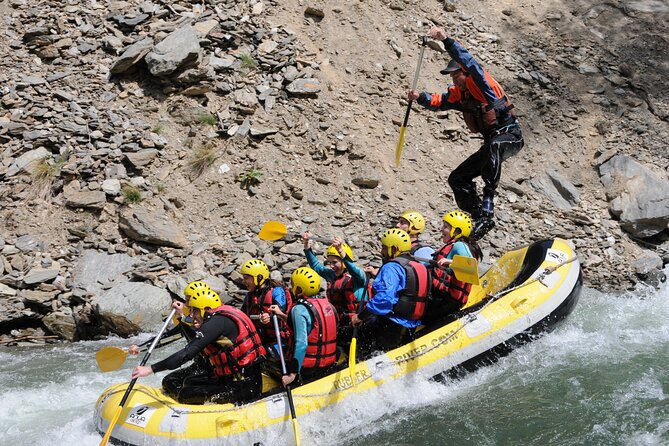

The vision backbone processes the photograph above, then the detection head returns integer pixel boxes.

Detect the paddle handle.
[272,314,288,375]
[306,235,331,244]
[99,308,177,446]
[272,313,300,439]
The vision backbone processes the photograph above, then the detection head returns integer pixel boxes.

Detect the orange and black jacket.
[416,39,515,137]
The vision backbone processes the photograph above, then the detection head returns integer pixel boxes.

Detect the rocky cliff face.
[0,0,667,344]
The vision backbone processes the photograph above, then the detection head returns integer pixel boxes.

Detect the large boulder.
[145,26,201,77]
[599,155,669,238]
[93,281,171,331]
[71,250,134,297]
[119,206,188,248]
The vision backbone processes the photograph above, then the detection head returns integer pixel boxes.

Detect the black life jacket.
[390,254,430,320]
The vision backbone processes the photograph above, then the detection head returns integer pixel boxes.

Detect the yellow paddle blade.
[395,126,407,167]
[96,347,129,373]
[348,337,357,385]
[451,255,480,286]
[258,220,288,241]
[292,418,301,446]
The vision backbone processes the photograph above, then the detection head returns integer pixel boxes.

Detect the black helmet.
[440,59,464,75]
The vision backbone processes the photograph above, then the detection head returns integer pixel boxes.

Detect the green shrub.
[240,54,258,69]
[238,168,263,189]
[152,122,165,134]
[121,185,143,203]
[195,113,217,126]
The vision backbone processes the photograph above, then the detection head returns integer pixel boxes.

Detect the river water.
[2,283,668,446]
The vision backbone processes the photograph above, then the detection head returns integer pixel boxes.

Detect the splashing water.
[1,281,668,446]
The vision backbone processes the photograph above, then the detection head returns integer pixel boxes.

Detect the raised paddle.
[258,220,330,244]
[99,308,176,446]
[413,254,480,286]
[272,314,300,446]
[395,36,428,167]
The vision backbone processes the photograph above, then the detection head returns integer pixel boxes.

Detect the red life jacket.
[245,284,293,342]
[431,242,473,306]
[289,297,338,369]
[390,255,430,320]
[202,305,266,378]
[326,273,358,320]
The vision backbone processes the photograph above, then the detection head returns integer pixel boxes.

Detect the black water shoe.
[471,217,495,240]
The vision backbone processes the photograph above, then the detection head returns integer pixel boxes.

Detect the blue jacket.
[365,261,421,329]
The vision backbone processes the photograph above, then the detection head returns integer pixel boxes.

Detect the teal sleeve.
[447,241,473,260]
[290,305,313,371]
[305,249,336,282]
[342,255,369,302]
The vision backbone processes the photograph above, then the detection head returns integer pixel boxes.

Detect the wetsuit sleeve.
[289,305,313,372]
[271,286,287,311]
[342,255,369,302]
[305,248,336,282]
[359,262,405,319]
[137,324,182,348]
[443,38,499,106]
[151,316,237,373]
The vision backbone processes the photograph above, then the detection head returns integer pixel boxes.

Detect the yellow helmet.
[442,210,473,240]
[184,281,212,301]
[188,289,222,312]
[381,228,411,258]
[291,267,321,297]
[326,243,354,260]
[399,210,425,235]
[240,259,270,286]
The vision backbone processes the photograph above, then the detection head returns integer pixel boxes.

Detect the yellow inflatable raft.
[95,238,582,445]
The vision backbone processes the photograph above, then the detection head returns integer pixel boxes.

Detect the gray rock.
[250,125,279,137]
[23,265,60,285]
[352,176,380,189]
[286,78,321,96]
[209,54,235,70]
[5,147,50,177]
[93,281,170,330]
[102,179,121,195]
[110,37,154,74]
[0,283,18,297]
[599,155,669,238]
[21,290,57,309]
[528,170,580,210]
[145,26,201,77]
[119,206,188,248]
[125,149,159,168]
[631,251,663,275]
[71,250,134,297]
[65,190,107,210]
[15,235,45,253]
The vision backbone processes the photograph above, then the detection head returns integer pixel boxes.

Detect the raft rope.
[100,256,579,410]
[389,255,579,368]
